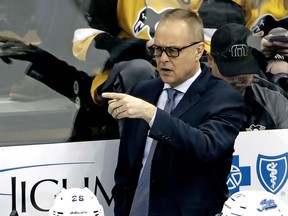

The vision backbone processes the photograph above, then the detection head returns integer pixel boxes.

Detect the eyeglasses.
[150,41,202,57]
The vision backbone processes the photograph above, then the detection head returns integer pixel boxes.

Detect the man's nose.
[159,50,170,61]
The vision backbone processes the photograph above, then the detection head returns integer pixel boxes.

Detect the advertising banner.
[0,140,119,216]
[228,129,288,200]
[1,129,288,216]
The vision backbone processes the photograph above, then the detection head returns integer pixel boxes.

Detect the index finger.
[102,92,126,100]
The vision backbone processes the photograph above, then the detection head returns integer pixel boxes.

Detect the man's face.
[207,52,254,95]
[213,62,254,94]
[154,19,204,87]
[223,74,254,94]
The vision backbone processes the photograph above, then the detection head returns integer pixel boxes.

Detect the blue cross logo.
[227,155,251,194]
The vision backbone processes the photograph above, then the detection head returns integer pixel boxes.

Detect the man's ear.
[196,42,205,59]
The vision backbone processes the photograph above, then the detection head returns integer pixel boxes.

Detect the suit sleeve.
[149,87,245,162]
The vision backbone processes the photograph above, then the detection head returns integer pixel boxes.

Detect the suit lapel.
[172,66,211,118]
[129,78,164,167]
[139,78,164,105]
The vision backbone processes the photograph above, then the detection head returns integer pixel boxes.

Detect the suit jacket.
[112,64,245,216]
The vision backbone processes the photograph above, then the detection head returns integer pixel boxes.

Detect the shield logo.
[256,153,288,194]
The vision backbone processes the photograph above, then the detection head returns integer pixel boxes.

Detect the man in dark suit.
[102,9,245,216]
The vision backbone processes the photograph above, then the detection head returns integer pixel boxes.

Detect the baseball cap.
[210,23,260,77]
